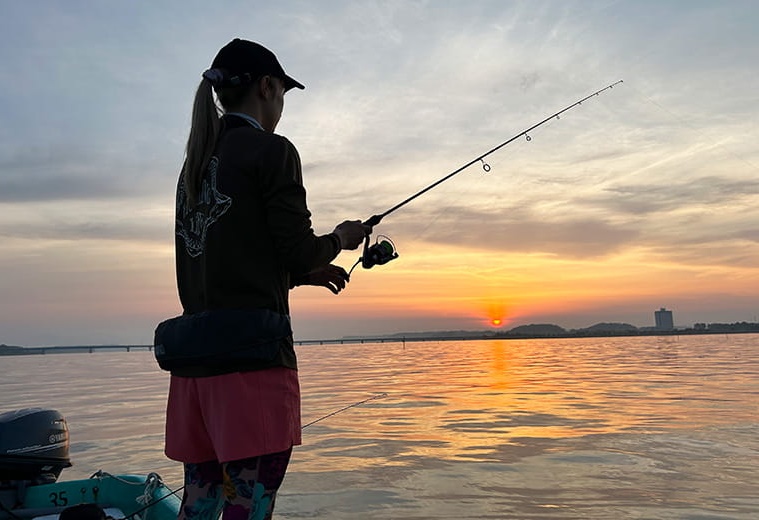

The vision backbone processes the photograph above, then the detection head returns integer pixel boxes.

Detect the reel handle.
[360,235,373,269]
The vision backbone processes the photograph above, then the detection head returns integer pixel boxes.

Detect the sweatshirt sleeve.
[258,136,341,275]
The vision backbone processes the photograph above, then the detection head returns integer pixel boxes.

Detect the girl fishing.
[159,38,370,520]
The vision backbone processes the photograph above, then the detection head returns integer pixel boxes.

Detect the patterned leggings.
[178,447,292,520]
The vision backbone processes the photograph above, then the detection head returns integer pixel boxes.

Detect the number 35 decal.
[50,491,68,507]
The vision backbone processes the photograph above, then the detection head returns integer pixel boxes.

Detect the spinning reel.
[348,232,399,275]
[360,234,399,269]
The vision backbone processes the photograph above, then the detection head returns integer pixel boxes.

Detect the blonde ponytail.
[182,78,221,205]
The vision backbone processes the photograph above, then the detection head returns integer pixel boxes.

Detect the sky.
[1,0,758,346]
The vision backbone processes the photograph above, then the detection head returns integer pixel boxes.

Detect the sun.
[485,302,508,328]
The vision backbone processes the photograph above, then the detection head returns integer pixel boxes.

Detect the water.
[2,334,758,519]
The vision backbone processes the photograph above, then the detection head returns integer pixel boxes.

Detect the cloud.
[738,229,759,243]
[0,143,178,203]
[0,215,171,244]
[387,205,639,258]
[583,176,759,216]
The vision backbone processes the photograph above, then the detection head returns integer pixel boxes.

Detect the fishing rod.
[355,80,624,271]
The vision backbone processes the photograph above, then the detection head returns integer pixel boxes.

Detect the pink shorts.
[165,367,301,463]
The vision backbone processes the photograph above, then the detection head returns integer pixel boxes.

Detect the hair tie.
[202,68,225,86]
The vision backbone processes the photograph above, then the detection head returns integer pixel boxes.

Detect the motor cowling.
[0,408,71,485]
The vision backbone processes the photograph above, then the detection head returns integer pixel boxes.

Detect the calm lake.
[2,334,758,519]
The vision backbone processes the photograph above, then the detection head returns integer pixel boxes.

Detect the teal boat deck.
[0,473,180,520]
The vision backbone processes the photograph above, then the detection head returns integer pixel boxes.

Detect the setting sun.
[491,318,502,327]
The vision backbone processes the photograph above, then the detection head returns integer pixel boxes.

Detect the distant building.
[654,307,674,330]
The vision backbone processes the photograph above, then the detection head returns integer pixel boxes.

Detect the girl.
[164,38,370,520]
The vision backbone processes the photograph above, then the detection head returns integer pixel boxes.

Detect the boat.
[0,409,180,520]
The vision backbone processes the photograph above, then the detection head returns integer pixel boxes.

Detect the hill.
[576,322,638,333]
[508,323,567,336]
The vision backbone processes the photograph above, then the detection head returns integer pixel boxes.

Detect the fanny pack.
[153,308,292,371]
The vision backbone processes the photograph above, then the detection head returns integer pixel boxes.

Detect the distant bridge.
[1,345,156,355]
[2,328,755,357]
[0,337,434,356]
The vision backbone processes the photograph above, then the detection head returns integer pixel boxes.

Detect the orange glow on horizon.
[285,239,759,337]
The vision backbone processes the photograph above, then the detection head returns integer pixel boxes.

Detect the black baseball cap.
[209,38,305,91]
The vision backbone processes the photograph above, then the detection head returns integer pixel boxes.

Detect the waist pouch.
[153,308,292,371]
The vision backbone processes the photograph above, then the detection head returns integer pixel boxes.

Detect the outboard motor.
[0,409,71,485]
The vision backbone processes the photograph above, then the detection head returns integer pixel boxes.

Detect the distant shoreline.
[334,327,759,345]
[2,325,758,355]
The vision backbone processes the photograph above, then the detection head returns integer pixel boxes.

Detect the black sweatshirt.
[173,115,340,374]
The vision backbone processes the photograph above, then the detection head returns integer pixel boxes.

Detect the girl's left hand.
[301,264,350,294]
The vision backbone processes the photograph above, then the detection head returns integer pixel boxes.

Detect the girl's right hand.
[332,220,372,250]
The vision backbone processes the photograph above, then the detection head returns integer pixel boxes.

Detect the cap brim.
[283,74,305,91]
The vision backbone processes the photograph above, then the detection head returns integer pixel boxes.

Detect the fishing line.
[123,393,390,518]
[625,82,759,173]
[301,392,389,429]
[354,80,624,271]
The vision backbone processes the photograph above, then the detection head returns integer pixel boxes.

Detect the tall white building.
[655,307,674,330]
